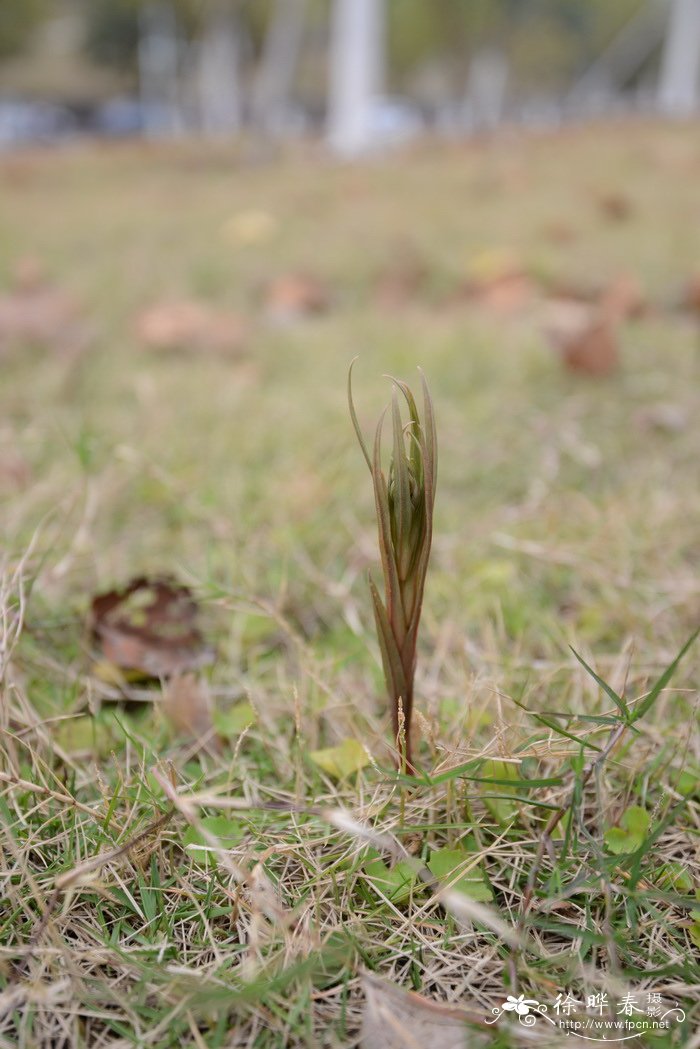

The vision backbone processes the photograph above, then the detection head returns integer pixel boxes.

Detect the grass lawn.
[0,121,699,1047]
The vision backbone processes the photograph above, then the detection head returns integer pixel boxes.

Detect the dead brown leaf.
[361,975,486,1049]
[596,190,634,222]
[0,273,86,358]
[450,253,536,314]
[681,274,700,314]
[264,273,330,322]
[599,272,647,322]
[134,299,247,355]
[544,301,619,377]
[162,672,218,748]
[90,576,214,679]
[541,220,577,245]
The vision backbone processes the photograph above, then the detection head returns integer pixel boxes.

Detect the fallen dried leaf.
[541,220,577,244]
[163,673,217,747]
[0,276,86,358]
[599,272,647,322]
[681,274,700,314]
[90,576,214,678]
[361,974,486,1049]
[544,302,619,377]
[134,299,246,355]
[596,190,634,222]
[451,250,535,314]
[264,273,330,323]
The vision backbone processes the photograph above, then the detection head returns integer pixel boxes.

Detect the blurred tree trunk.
[138,2,183,137]
[327,0,385,156]
[659,0,700,114]
[252,0,307,137]
[196,0,242,135]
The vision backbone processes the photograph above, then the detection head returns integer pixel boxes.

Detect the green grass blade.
[632,627,699,723]
[569,646,629,719]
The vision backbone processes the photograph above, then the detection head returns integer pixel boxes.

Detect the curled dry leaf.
[544,301,619,377]
[134,299,247,355]
[361,974,486,1049]
[264,273,330,323]
[90,576,214,679]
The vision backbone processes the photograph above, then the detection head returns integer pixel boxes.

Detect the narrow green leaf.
[569,646,629,719]
[347,357,372,471]
[369,576,407,709]
[510,698,603,753]
[372,411,404,637]
[390,388,411,570]
[632,627,699,722]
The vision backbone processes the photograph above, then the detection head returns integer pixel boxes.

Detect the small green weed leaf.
[364,852,418,905]
[184,817,244,866]
[54,715,95,754]
[480,760,519,826]
[690,922,700,951]
[213,701,257,737]
[690,893,700,951]
[673,769,699,798]
[308,738,370,780]
[604,828,632,855]
[604,806,650,854]
[655,862,693,892]
[623,806,650,837]
[427,847,492,902]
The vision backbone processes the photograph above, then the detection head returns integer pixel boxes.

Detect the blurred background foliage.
[1,0,649,102]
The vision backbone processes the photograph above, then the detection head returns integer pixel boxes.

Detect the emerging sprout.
[348,359,437,772]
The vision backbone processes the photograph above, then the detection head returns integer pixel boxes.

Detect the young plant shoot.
[348,359,437,772]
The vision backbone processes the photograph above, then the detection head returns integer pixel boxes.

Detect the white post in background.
[658,0,700,114]
[138,2,183,137]
[196,0,242,135]
[327,0,385,156]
